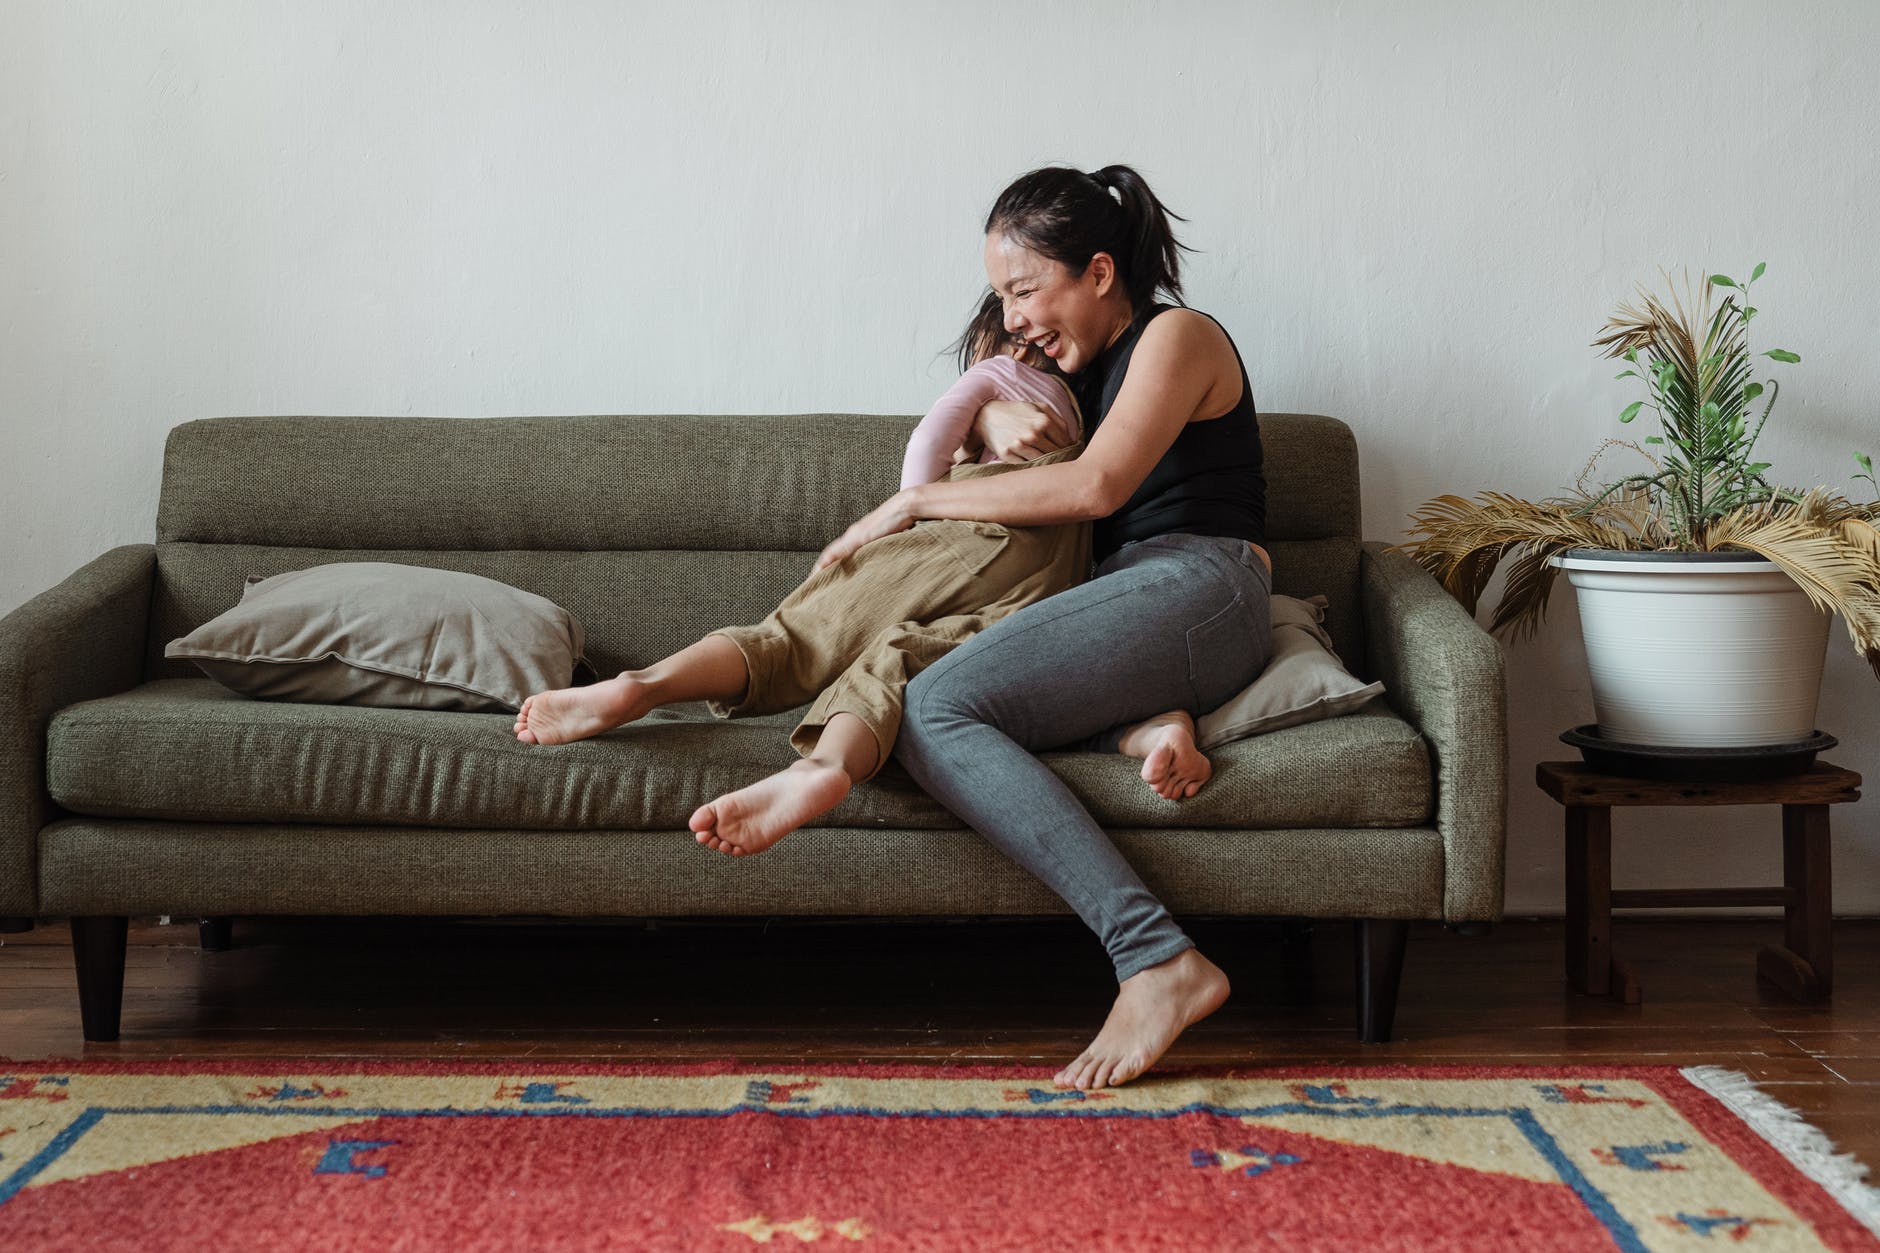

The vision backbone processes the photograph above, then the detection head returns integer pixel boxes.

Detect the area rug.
[0,1062,1875,1251]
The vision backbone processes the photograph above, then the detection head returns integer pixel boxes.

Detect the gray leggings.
[897,531,1274,981]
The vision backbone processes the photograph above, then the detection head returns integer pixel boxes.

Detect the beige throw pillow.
[166,562,589,713]
[1195,593,1384,749]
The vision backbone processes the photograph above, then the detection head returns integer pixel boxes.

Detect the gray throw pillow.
[1195,594,1385,749]
[165,562,589,712]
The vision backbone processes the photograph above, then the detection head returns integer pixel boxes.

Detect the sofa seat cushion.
[47,680,1432,832]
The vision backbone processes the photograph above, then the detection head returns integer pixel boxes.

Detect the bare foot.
[1117,710,1212,800]
[691,760,852,857]
[1053,948,1231,1090]
[513,674,656,745]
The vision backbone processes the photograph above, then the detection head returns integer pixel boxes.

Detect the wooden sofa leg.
[71,916,129,1042]
[1354,919,1409,1044]
[199,917,234,952]
[0,916,33,933]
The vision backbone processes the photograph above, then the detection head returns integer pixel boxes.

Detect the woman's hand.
[815,489,918,571]
[974,399,1077,463]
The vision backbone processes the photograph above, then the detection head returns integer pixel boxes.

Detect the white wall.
[4,0,1877,915]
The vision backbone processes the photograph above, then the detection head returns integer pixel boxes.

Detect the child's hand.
[973,400,1074,463]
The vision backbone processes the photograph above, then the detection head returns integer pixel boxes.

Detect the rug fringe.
[1681,1065,1880,1236]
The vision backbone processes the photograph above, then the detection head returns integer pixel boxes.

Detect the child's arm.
[900,365,1005,489]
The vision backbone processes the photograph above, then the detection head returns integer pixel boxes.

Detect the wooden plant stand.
[1536,761,1862,1005]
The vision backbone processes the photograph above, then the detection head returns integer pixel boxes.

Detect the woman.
[815,165,1273,1091]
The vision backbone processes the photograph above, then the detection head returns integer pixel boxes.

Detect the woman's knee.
[898,637,1039,775]
[896,666,963,780]
[901,652,981,741]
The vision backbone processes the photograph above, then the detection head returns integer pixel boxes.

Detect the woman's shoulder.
[1114,306,1245,421]
[1132,306,1239,373]
[1139,305,1228,344]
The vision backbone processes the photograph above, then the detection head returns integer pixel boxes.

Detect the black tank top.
[1075,302,1266,562]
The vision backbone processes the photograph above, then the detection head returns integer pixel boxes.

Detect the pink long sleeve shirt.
[898,355,1084,489]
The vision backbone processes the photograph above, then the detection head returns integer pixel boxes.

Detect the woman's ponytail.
[1086,165,1190,310]
[982,164,1191,313]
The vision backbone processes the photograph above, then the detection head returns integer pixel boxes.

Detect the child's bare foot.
[1054,948,1231,1090]
[691,759,852,857]
[513,673,656,745]
[1117,710,1212,800]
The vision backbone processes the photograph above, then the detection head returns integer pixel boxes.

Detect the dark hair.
[984,164,1192,312]
[953,288,1040,374]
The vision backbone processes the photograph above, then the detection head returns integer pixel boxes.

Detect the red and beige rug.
[0,1061,1875,1250]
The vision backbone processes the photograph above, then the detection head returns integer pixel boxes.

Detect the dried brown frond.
[1591,286,1660,359]
[1590,269,1720,386]
[1786,490,1880,560]
[1574,439,1660,495]
[1701,506,1880,674]
[1832,515,1880,571]
[1396,493,1644,633]
[1398,488,1880,669]
[1487,546,1566,639]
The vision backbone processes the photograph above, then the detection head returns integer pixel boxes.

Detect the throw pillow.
[1195,594,1385,749]
[166,562,590,713]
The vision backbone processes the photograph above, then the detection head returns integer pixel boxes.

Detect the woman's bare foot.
[1117,710,1213,800]
[513,673,657,745]
[1053,948,1231,1090]
[691,760,852,857]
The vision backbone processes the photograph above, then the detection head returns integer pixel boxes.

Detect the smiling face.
[982,233,1134,376]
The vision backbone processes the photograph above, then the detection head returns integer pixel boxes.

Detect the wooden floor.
[3,915,1876,1169]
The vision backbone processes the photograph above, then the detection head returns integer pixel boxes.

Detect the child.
[513,293,1214,856]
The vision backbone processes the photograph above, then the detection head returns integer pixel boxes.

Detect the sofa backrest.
[148,412,1364,680]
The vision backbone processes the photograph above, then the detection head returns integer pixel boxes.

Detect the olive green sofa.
[0,412,1506,1042]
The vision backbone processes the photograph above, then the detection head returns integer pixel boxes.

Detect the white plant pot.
[1550,550,1831,747]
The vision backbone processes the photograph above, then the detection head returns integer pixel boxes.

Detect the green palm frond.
[1587,268,1789,543]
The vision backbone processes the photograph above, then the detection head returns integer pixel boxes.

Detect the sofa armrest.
[1360,541,1507,921]
[0,545,155,917]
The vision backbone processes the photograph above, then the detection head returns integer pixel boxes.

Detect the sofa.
[0,412,1506,1043]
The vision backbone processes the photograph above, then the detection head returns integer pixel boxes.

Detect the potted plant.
[1400,265,1880,753]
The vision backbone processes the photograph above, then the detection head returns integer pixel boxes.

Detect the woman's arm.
[818,311,1239,569]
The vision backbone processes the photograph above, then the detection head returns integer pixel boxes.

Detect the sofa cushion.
[48,680,1431,832]
[148,544,820,682]
[1196,594,1384,748]
[165,562,589,712]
